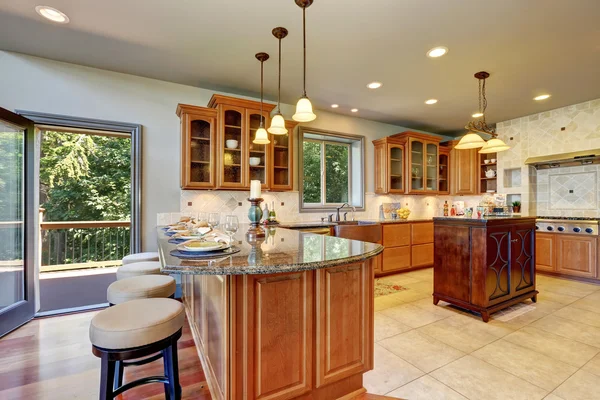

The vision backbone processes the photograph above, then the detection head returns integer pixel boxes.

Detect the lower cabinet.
[379,221,434,275]
[412,243,434,267]
[535,233,598,279]
[556,235,597,278]
[382,246,411,272]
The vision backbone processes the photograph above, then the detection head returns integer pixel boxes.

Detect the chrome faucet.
[336,203,352,222]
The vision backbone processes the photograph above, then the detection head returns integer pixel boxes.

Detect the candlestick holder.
[246,198,266,239]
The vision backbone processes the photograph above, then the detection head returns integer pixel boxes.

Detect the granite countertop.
[278,218,433,229]
[434,216,536,222]
[157,226,383,275]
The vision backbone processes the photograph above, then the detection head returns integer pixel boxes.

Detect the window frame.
[298,127,365,213]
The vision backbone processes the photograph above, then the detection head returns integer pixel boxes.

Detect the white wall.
[0,51,441,250]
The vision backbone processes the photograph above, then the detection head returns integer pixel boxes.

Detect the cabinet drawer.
[536,233,556,272]
[382,246,411,272]
[412,243,434,267]
[412,222,433,245]
[383,224,411,247]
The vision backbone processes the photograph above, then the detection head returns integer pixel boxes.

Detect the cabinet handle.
[511,239,519,243]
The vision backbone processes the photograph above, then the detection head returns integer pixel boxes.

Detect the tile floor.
[364,268,600,400]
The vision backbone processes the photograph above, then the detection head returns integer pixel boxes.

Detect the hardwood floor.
[0,311,212,399]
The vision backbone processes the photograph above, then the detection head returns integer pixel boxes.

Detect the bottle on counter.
[443,201,449,216]
[450,205,456,216]
[269,201,277,222]
[263,203,269,222]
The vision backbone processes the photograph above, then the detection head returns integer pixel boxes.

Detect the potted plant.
[512,201,521,214]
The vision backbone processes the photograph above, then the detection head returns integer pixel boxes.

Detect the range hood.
[525,149,600,169]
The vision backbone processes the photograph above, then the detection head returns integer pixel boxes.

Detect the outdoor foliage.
[0,130,23,261]
[302,140,349,205]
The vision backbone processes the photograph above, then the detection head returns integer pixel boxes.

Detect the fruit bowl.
[397,207,411,220]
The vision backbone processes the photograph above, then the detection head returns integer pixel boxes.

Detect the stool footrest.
[122,351,164,367]
[113,376,169,397]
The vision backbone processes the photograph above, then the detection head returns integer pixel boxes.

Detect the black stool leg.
[113,360,124,391]
[99,353,116,400]
[162,339,181,400]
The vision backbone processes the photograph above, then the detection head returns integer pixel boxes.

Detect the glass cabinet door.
[247,111,269,189]
[388,144,404,192]
[410,139,424,191]
[221,107,245,187]
[425,143,438,191]
[188,116,213,186]
[271,122,293,190]
[438,152,449,193]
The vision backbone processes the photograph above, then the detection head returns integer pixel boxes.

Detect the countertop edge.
[161,243,384,276]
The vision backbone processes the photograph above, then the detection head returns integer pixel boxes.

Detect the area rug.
[374,279,408,297]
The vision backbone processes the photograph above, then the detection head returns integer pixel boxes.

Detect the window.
[299,127,365,211]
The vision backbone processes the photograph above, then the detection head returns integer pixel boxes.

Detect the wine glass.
[197,212,207,224]
[208,213,220,229]
[223,215,239,244]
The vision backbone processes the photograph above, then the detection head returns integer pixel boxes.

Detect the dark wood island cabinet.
[433,217,538,322]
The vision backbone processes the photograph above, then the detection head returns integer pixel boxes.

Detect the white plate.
[175,234,204,240]
[177,241,229,252]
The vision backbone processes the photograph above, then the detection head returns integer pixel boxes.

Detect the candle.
[250,180,261,199]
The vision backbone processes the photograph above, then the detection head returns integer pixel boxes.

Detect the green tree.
[302,140,349,204]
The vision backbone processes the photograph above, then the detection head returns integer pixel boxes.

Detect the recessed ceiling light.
[426,46,448,58]
[472,112,484,118]
[331,104,339,108]
[35,5,69,23]
[534,94,551,101]
[367,82,382,89]
[425,99,438,105]
[351,108,358,113]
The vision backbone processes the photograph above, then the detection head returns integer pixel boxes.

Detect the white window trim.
[299,127,365,213]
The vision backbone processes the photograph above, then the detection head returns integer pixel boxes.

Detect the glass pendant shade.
[293,96,316,122]
[454,133,486,149]
[253,127,270,144]
[268,113,287,135]
[479,138,510,154]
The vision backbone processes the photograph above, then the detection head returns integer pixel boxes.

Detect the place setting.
[168,214,241,259]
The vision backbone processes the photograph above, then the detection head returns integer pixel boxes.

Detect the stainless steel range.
[536,216,599,236]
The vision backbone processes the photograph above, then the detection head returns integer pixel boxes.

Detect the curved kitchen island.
[157,226,383,400]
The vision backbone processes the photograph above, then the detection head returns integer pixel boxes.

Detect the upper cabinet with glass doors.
[373,131,443,195]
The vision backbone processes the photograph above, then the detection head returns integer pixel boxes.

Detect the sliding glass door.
[0,108,35,337]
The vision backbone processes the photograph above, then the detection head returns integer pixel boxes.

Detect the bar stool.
[107,275,176,305]
[122,252,159,265]
[89,298,185,400]
[116,261,162,280]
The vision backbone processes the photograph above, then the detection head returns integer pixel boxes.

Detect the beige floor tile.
[403,280,433,292]
[380,303,449,328]
[553,370,600,400]
[374,293,405,312]
[472,340,578,391]
[407,298,467,318]
[544,394,566,400]
[553,306,600,328]
[582,291,600,301]
[537,290,580,305]
[531,315,600,348]
[522,298,567,314]
[387,375,467,400]
[417,315,505,353]
[504,327,600,368]
[392,289,431,303]
[581,353,600,378]
[378,274,422,286]
[431,355,548,400]
[363,344,424,395]
[379,330,464,373]
[374,312,412,342]
[569,297,600,315]
[446,308,521,335]
[539,284,597,298]
[402,268,433,281]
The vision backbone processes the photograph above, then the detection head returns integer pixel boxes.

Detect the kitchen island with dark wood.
[157,226,383,400]
[433,216,537,322]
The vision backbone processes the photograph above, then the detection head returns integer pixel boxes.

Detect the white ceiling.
[1,0,599,134]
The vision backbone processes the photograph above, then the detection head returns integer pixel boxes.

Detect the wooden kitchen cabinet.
[434,217,537,322]
[438,145,450,194]
[535,232,556,272]
[448,140,478,195]
[177,104,218,189]
[380,221,434,275]
[247,109,272,189]
[556,235,597,278]
[373,137,405,194]
[269,120,297,191]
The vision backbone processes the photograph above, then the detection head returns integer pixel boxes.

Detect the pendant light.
[253,52,271,145]
[268,27,289,135]
[292,0,316,122]
[455,71,510,153]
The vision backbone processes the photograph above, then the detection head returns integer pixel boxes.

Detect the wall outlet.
[281,202,285,206]
[238,202,242,206]
[187,202,192,206]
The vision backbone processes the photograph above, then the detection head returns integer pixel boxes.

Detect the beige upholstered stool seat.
[107,275,176,305]
[90,298,185,349]
[116,261,162,280]
[122,252,159,265]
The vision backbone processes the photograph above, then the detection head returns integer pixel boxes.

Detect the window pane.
[302,141,322,204]
[325,143,349,204]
